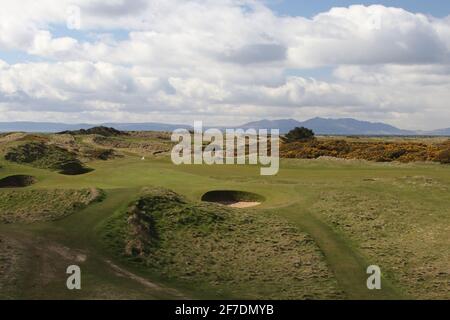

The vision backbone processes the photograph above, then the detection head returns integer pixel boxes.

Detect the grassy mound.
[101,188,342,299]
[59,126,127,137]
[4,142,92,175]
[201,190,264,205]
[91,135,172,155]
[0,188,103,224]
[81,148,119,161]
[0,175,36,188]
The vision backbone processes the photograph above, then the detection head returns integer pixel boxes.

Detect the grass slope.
[0,188,103,224]
[101,188,342,299]
[311,179,450,299]
[0,140,448,300]
[4,142,91,175]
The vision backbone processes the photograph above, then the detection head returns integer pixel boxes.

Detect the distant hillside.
[0,122,93,133]
[239,119,302,133]
[299,117,413,135]
[1,118,449,136]
[239,117,415,135]
[0,122,190,133]
[59,126,127,137]
[425,128,450,136]
[101,123,191,132]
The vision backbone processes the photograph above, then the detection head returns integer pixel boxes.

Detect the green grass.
[0,188,103,224]
[4,142,91,175]
[0,146,449,299]
[310,179,450,299]
[100,187,342,299]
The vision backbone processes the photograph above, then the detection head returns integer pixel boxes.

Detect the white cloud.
[285,5,450,68]
[0,1,450,129]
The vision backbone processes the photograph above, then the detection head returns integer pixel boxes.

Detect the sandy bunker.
[201,190,264,208]
[0,175,36,188]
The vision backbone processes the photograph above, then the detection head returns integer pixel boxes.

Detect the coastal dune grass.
[0,188,103,224]
[0,132,449,299]
[100,188,342,299]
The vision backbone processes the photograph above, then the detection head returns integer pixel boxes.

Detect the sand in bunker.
[221,201,261,208]
[201,190,264,208]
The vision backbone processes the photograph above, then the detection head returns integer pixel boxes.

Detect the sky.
[268,0,450,18]
[1,1,450,130]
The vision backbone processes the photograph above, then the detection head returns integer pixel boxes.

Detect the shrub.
[83,148,116,160]
[59,126,127,137]
[284,127,315,142]
[436,149,450,164]
[280,138,445,163]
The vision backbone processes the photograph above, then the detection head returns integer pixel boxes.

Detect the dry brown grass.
[0,236,27,299]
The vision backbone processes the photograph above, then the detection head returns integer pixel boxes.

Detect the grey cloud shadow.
[221,43,287,65]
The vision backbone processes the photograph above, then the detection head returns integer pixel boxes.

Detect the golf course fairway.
[1,155,449,299]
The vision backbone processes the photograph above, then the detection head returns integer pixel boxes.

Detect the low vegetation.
[91,135,172,155]
[80,147,119,161]
[4,142,92,175]
[436,148,450,164]
[281,138,450,163]
[311,178,450,299]
[0,236,26,298]
[59,126,127,137]
[101,188,342,299]
[0,188,103,224]
[1,129,449,299]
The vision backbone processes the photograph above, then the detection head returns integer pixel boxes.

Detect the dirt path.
[0,231,89,299]
[279,205,402,300]
[0,188,190,299]
[104,259,188,299]
[57,188,192,299]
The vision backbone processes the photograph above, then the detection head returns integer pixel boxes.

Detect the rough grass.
[0,236,26,299]
[4,142,92,175]
[59,126,126,137]
[101,188,342,299]
[281,138,450,163]
[91,135,172,155]
[79,147,120,161]
[310,177,450,299]
[0,188,104,224]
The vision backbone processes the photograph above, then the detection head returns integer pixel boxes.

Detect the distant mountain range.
[240,118,416,135]
[0,118,449,136]
[0,122,190,133]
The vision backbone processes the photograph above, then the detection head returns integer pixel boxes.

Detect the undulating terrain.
[0,129,449,300]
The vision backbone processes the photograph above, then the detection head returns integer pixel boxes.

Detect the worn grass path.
[277,203,403,300]
[0,188,188,299]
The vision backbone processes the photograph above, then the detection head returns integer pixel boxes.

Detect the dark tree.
[284,127,315,142]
